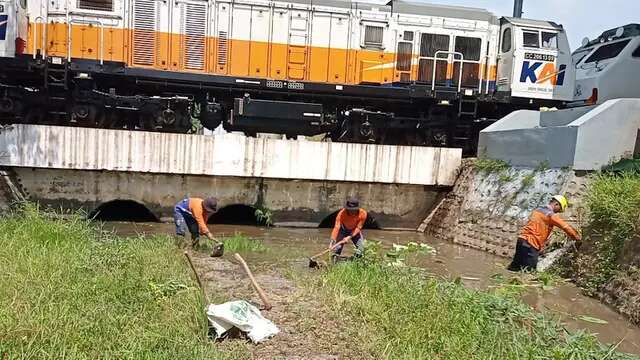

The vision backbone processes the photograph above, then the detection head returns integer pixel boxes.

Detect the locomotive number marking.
[524,53,556,62]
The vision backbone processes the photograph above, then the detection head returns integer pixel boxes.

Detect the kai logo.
[519,61,567,86]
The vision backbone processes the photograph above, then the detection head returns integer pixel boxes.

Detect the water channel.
[104,222,640,355]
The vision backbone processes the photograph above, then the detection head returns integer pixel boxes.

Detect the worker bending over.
[174,196,224,256]
[330,197,367,261]
[508,195,581,272]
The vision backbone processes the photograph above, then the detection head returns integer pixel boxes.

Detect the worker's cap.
[204,197,218,214]
[345,197,360,211]
[551,195,568,212]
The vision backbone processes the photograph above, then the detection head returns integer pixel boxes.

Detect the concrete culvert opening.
[208,204,262,225]
[318,210,380,229]
[89,200,159,222]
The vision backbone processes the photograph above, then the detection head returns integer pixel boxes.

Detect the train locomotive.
[572,23,640,106]
[0,0,574,153]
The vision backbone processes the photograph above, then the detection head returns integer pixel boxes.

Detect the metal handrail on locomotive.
[0,0,574,151]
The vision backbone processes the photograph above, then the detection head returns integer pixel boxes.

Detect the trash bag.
[206,300,279,343]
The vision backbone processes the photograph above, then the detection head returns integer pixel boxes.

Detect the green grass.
[315,261,637,359]
[220,233,267,253]
[0,205,245,359]
[474,158,511,174]
[571,172,640,294]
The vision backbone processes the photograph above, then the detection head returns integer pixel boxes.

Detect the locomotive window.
[523,31,539,48]
[572,48,591,66]
[396,42,412,71]
[542,32,557,49]
[78,0,113,12]
[420,33,449,57]
[455,36,481,61]
[403,31,414,42]
[633,45,640,58]
[501,28,512,53]
[364,25,384,47]
[585,39,631,63]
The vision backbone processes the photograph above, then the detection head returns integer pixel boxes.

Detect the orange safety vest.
[331,208,368,241]
[519,206,579,251]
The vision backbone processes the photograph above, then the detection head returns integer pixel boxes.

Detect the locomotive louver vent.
[132,0,157,66]
[183,2,207,70]
[217,31,228,66]
[78,0,113,12]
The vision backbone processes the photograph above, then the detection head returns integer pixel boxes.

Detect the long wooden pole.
[184,251,209,303]
[234,253,273,311]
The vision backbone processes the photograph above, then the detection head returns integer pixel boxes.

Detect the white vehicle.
[573,24,640,104]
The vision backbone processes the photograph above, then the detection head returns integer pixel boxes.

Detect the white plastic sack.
[206,300,279,343]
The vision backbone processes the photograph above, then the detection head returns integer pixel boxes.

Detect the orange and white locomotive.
[0,0,573,151]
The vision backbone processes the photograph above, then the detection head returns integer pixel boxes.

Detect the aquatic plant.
[221,233,267,253]
[254,207,274,227]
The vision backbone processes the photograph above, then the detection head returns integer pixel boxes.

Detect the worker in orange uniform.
[508,195,581,272]
[329,197,367,262]
[174,196,224,256]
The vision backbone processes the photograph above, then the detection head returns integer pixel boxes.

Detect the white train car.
[0,0,575,153]
[573,24,640,105]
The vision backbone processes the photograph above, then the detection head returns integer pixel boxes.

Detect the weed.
[221,233,267,253]
[521,172,535,189]
[474,158,511,174]
[498,173,513,183]
[535,160,550,172]
[255,207,274,227]
[0,205,246,359]
[572,172,640,294]
[314,260,634,359]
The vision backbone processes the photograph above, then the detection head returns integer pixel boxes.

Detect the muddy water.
[105,222,640,355]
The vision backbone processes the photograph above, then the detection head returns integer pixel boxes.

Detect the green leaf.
[577,315,609,324]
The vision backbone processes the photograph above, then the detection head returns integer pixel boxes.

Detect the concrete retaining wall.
[0,124,461,186]
[423,160,588,257]
[12,168,441,229]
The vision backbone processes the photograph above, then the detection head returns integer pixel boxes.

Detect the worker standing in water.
[508,195,581,272]
[174,196,224,257]
[329,197,367,262]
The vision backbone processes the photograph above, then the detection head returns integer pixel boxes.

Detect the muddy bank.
[108,223,640,355]
[422,159,640,330]
[189,250,366,360]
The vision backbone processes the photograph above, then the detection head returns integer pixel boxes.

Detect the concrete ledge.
[478,99,640,170]
[0,124,461,186]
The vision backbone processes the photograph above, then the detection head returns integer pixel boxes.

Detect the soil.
[189,250,371,360]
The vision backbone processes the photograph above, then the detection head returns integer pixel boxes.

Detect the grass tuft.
[0,204,246,359]
[315,260,636,359]
[474,158,511,174]
[221,233,267,253]
[570,172,640,294]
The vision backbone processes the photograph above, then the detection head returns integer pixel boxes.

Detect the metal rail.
[32,16,44,59]
[432,50,464,92]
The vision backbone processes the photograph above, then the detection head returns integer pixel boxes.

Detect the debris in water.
[577,315,609,325]
[207,300,279,343]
